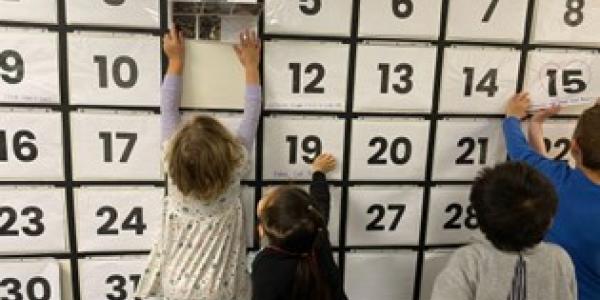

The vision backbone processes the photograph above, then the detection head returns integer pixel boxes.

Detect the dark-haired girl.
[252,153,348,300]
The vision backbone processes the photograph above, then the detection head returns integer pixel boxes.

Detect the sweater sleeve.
[309,171,331,225]
[161,75,182,144]
[431,249,476,300]
[502,117,570,185]
[236,85,262,152]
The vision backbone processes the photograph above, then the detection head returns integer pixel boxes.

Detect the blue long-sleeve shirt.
[503,117,600,300]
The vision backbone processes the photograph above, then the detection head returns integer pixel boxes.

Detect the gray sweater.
[431,239,577,300]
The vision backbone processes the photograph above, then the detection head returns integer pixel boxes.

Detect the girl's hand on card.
[234,29,260,85]
[164,28,185,75]
[506,92,531,120]
[311,153,337,174]
[531,105,561,124]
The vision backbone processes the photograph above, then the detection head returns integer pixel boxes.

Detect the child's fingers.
[233,45,242,58]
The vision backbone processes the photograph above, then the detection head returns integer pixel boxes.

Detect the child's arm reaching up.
[528,106,560,156]
[310,153,337,225]
[161,28,185,144]
[234,29,262,151]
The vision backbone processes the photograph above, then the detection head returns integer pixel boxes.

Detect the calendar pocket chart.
[532,0,600,46]
[78,256,147,300]
[346,186,423,246]
[68,33,160,107]
[67,0,159,28]
[353,44,436,112]
[358,0,442,39]
[350,118,430,181]
[70,111,161,181]
[74,187,163,252]
[0,188,67,254]
[264,0,352,36]
[426,186,482,245]
[345,251,418,300]
[0,30,60,104]
[242,186,256,248]
[0,110,64,181]
[263,116,345,180]
[0,0,57,23]
[446,0,529,42]
[524,49,600,109]
[439,47,520,114]
[432,119,507,181]
[0,260,61,300]
[264,41,349,111]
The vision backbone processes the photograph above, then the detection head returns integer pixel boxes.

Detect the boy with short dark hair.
[504,93,600,300]
[431,162,577,300]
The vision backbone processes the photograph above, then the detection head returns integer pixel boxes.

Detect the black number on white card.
[0,130,38,162]
[564,0,584,27]
[97,206,147,235]
[546,69,587,97]
[368,137,412,165]
[463,67,499,97]
[299,0,321,15]
[378,63,413,94]
[392,0,413,18]
[286,135,322,164]
[482,0,499,22]
[0,50,24,85]
[0,206,45,237]
[93,55,138,89]
[0,277,51,300]
[366,204,406,231]
[99,132,137,163]
[456,137,489,165]
[544,137,571,161]
[444,203,479,230]
[104,0,125,6]
[289,62,325,94]
[106,274,142,300]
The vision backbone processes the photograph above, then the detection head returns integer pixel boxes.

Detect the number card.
[532,0,600,46]
[79,256,147,300]
[0,0,57,23]
[346,186,423,246]
[0,30,59,104]
[264,41,349,111]
[345,251,417,300]
[0,188,67,254]
[440,47,520,114]
[0,260,61,300]
[354,44,436,112]
[426,186,482,245]
[183,112,256,180]
[70,111,161,181]
[446,0,528,42]
[262,185,341,247]
[264,0,352,36]
[74,187,163,252]
[432,119,507,181]
[350,118,430,181]
[527,119,578,166]
[0,110,63,181]
[358,0,442,39]
[242,186,256,248]
[524,50,600,109]
[420,250,453,300]
[68,33,160,107]
[263,116,344,180]
[67,0,159,27]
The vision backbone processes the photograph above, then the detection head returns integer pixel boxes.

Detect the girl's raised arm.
[161,28,185,143]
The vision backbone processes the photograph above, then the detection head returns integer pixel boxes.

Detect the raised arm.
[528,106,561,156]
[161,28,185,143]
[234,30,262,151]
[504,93,569,184]
[309,154,336,224]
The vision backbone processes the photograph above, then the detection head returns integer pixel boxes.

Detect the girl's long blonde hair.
[166,115,244,201]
